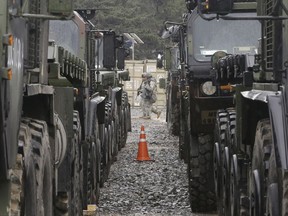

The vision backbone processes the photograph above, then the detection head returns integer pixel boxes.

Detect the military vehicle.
[0,1,130,215]
[196,0,288,215]
[161,0,261,213]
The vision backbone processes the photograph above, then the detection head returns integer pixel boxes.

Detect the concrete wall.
[124,60,166,108]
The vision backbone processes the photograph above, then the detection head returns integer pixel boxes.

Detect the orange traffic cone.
[136,125,151,161]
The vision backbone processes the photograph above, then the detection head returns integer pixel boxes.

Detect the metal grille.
[265,0,274,70]
[28,0,40,68]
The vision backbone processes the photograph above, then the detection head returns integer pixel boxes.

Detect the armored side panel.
[103,31,116,69]
[0,0,26,179]
[49,11,86,61]
[48,0,73,15]
[54,87,74,191]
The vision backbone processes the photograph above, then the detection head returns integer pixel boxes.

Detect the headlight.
[201,81,216,96]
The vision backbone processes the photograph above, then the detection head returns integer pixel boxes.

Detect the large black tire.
[223,108,236,216]
[87,140,100,204]
[167,84,180,136]
[249,119,272,216]
[100,127,109,187]
[281,172,288,216]
[107,124,112,162]
[68,111,83,216]
[111,120,118,160]
[265,144,288,216]
[179,92,190,163]
[81,141,89,209]
[121,92,128,146]
[18,123,37,216]
[265,145,280,216]
[22,118,53,216]
[95,139,101,203]
[188,134,216,212]
[213,110,228,215]
[123,107,128,144]
[116,106,122,152]
[8,154,23,216]
[120,108,127,148]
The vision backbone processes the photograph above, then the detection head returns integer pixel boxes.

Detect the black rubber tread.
[167,85,180,136]
[230,154,239,216]
[54,192,68,215]
[24,118,53,216]
[222,147,230,216]
[120,108,126,148]
[179,93,190,163]
[122,91,132,132]
[223,108,235,216]
[111,120,118,161]
[55,112,83,216]
[282,171,288,216]
[87,141,98,204]
[230,154,250,216]
[81,141,89,209]
[9,154,23,216]
[107,124,112,162]
[170,103,180,136]
[214,109,228,215]
[121,93,128,146]
[100,128,109,187]
[178,93,185,160]
[266,183,280,216]
[95,140,101,203]
[111,121,115,157]
[226,108,236,154]
[117,107,122,151]
[18,122,38,216]
[188,134,216,212]
[250,119,272,216]
[179,111,185,161]
[123,107,128,144]
[265,146,280,216]
[68,111,83,216]
[227,109,250,216]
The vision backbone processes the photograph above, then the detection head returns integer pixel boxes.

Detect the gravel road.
[97,107,217,216]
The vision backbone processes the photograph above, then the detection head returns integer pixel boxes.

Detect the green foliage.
[74,0,185,59]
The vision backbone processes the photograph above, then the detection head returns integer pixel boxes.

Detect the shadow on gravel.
[97,108,217,216]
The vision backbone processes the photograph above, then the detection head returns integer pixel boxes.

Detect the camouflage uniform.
[138,73,161,119]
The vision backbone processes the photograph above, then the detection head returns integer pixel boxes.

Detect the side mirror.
[156,53,164,69]
[103,31,116,69]
[48,0,73,16]
[117,48,125,70]
[164,48,171,70]
[159,78,166,89]
[186,0,197,11]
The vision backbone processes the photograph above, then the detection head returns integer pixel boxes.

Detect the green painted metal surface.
[48,0,73,15]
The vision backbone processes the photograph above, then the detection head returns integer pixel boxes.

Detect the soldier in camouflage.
[137,72,161,119]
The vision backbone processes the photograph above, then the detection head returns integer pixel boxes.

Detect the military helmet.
[142,72,152,78]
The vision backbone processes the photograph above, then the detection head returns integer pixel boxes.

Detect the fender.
[54,114,67,167]
[87,95,105,138]
[267,92,288,169]
[243,89,288,169]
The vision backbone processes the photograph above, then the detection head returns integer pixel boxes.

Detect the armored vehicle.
[161,0,261,212]
[197,0,288,215]
[0,1,130,215]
